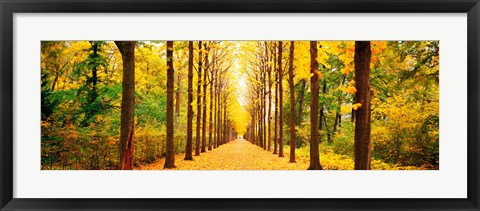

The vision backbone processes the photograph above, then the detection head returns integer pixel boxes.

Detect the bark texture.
[288,41,296,163]
[201,43,209,153]
[195,41,203,156]
[308,41,323,170]
[115,41,136,170]
[278,41,284,158]
[354,41,372,170]
[164,41,176,169]
[185,41,194,160]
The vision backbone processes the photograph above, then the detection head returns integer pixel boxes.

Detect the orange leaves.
[313,70,324,78]
[340,67,353,75]
[108,139,118,145]
[346,86,357,94]
[346,44,355,54]
[371,41,387,55]
[370,41,388,68]
[338,41,355,75]
[339,41,387,74]
[340,80,356,94]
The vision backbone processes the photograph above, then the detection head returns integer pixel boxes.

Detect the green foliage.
[328,120,355,157]
[295,121,311,147]
[41,73,56,120]
[136,92,167,125]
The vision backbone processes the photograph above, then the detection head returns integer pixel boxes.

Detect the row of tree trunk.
[244,41,372,170]
[244,41,288,159]
[114,41,235,170]
[185,41,235,163]
[113,40,371,170]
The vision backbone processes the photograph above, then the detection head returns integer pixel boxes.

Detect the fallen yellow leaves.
[137,139,427,170]
[137,139,309,170]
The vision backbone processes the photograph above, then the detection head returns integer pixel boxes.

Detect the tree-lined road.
[139,139,307,170]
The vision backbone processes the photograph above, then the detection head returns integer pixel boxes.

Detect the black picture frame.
[1,0,479,210]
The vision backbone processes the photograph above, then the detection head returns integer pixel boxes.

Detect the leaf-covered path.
[138,139,308,170]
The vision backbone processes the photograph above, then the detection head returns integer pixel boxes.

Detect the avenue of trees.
[242,41,438,170]
[41,40,439,170]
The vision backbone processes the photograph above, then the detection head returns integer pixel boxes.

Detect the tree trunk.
[258,104,261,147]
[319,81,331,143]
[308,41,323,170]
[208,68,214,150]
[262,82,266,150]
[351,95,356,122]
[262,56,267,150]
[223,103,228,144]
[185,41,194,160]
[115,41,136,170]
[213,73,218,148]
[323,111,331,143]
[333,112,341,135]
[255,71,262,148]
[252,110,256,145]
[91,42,98,105]
[51,70,59,91]
[175,73,181,117]
[319,81,326,130]
[288,41,296,163]
[319,107,324,132]
[164,41,176,169]
[278,41,284,157]
[84,41,100,126]
[195,41,203,156]
[296,79,306,126]
[273,44,278,155]
[354,41,372,170]
[333,76,345,136]
[267,45,272,151]
[201,43,209,153]
[220,98,224,146]
[260,88,265,149]
[218,92,223,146]
[216,90,221,148]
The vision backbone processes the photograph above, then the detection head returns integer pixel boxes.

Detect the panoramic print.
[41,41,439,170]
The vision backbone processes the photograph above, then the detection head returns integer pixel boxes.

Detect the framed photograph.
[1,0,479,210]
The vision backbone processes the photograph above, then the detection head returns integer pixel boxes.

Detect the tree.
[185,41,194,160]
[195,41,203,156]
[308,41,323,170]
[201,42,209,152]
[73,41,108,126]
[208,47,215,151]
[273,42,278,155]
[278,41,284,157]
[84,41,101,125]
[175,69,182,117]
[164,41,176,169]
[114,41,136,170]
[296,80,306,126]
[288,41,296,163]
[216,74,222,147]
[267,42,273,152]
[354,41,372,170]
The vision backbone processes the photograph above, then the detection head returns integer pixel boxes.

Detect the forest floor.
[137,139,309,170]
